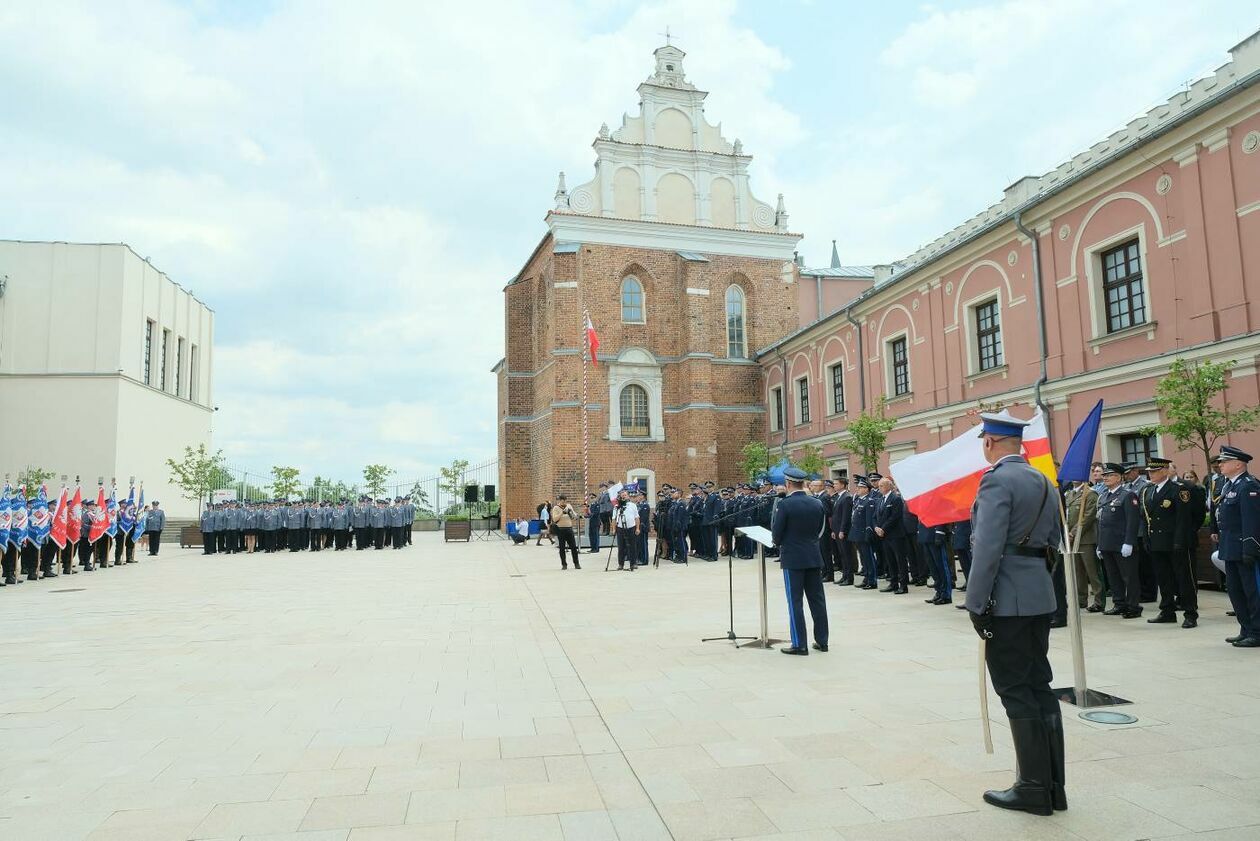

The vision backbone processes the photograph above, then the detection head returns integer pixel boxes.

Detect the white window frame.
[607,347,664,442]
[884,330,911,398]
[963,292,1004,377]
[160,328,172,392]
[795,375,810,425]
[1084,224,1152,341]
[827,361,845,415]
[621,275,646,324]
[725,284,747,358]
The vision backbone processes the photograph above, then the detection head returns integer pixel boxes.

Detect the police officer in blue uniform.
[1097,463,1141,618]
[849,477,877,589]
[1141,457,1197,627]
[702,483,720,562]
[918,518,951,604]
[772,467,829,655]
[1211,446,1260,648]
[965,411,1064,817]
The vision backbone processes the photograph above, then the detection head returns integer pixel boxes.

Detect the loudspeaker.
[484,485,496,502]
[464,485,479,503]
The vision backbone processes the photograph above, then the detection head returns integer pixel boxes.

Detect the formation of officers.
[198,497,415,553]
[575,442,1260,649]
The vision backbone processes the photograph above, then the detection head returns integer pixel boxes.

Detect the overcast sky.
[3,1,1256,485]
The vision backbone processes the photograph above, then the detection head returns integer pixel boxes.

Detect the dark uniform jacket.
[875,490,905,536]
[1096,485,1139,551]
[830,490,853,538]
[1140,480,1192,552]
[1064,483,1098,546]
[770,491,826,570]
[1212,471,1260,562]
[848,494,872,543]
[951,519,972,550]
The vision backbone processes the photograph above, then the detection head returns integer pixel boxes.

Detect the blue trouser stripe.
[783,567,800,648]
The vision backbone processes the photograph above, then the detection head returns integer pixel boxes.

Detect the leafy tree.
[738,441,770,482]
[407,481,433,516]
[270,465,301,501]
[16,466,56,494]
[166,444,227,514]
[363,464,394,499]
[792,444,827,478]
[438,459,470,503]
[309,475,352,502]
[1150,358,1260,471]
[846,398,898,474]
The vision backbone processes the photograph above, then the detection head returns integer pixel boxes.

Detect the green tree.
[1150,357,1260,471]
[738,441,770,481]
[438,459,470,503]
[270,465,301,501]
[407,481,433,516]
[792,444,827,478]
[166,444,227,514]
[16,466,56,494]
[363,464,394,499]
[846,399,898,474]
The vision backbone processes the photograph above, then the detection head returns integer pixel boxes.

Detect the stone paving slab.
[1,534,1258,840]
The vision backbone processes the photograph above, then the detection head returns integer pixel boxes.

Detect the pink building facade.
[761,32,1260,476]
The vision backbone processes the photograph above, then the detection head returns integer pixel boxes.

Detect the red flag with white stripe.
[585,315,600,365]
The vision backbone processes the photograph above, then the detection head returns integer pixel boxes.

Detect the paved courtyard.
[1,534,1259,841]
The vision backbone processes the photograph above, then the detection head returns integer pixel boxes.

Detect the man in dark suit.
[874,478,909,594]
[830,477,854,586]
[773,467,829,655]
[1141,457,1197,628]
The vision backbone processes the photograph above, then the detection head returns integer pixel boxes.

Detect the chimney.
[1003,175,1041,207]
[873,264,892,285]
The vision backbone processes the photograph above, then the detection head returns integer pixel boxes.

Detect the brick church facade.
[495,45,812,519]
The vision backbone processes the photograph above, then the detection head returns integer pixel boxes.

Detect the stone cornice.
[545,213,801,261]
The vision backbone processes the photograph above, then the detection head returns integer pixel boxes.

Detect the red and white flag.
[88,486,108,543]
[584,315,600,365]
[67,484,83,544]
[50,485,70,549]
[890,409,1057,527]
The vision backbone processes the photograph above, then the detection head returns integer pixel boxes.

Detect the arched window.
[619,384,650,437]
[726,285,746,358]
[621,276,644,323]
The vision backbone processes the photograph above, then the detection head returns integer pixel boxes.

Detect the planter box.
[179,526,205,548]
[444,520,471,542]
[413,520,441,532]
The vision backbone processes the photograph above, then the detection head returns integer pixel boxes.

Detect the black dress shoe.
[781,646,808,656]
[1182,618,1197,628]
[894,587,908,595]
[1103,607,1124,616]
[1233,637,1260,648]
[1050,617,1067,629]
[1086,603,1103,613]
[956,584,967,592]
[880,584,896,592]
[811,642,828,652]
[1227,634,1245,643]
[955,603,968,610]
[925,597,939,604]
[1147,613,1176,624]
[1227,610,1236,617]
[1122,610,1143,619]
[574,563,581,569]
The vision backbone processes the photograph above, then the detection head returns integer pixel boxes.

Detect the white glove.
[1096,548,1102,559]
[1121,543,1133,558]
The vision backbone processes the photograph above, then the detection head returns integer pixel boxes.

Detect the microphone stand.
[702,502,758,645]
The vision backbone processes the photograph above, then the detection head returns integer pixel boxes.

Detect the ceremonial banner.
[50,486,70,550]
[30,485,52,547]
[134,487,148,535]
[88,486,108,542]
[0,485,11,550]
[891,409,1056,527]
[11,486,29,547]
[67,485,83,544]
[106,487,119,539]
[118,486,136,537]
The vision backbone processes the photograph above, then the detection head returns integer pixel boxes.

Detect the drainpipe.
[776,347,789,457]
[815,274,824,322]
[845,305,866,411]
[1014,212,1051,432]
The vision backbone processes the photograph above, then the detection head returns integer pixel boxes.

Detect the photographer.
[613,489,640,571]
[553,495,581,570]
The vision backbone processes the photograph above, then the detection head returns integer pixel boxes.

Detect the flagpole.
[1057,494,1089,706]
[581,310,590,503]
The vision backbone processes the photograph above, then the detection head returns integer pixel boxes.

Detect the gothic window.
[620,384,650,437]
[726,285,746,358]
[621,276,645,323]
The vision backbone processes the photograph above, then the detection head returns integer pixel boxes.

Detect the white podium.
[734,525,784,650]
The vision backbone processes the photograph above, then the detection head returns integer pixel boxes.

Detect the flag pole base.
[1052,686,1132,708]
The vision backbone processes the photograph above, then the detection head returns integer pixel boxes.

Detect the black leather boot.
[983,717,1053,816]
[1044,712,1067,811]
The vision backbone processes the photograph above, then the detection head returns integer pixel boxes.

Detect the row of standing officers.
[199,498,415,553]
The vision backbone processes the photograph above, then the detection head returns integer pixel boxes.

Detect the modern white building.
[0,241,214,519]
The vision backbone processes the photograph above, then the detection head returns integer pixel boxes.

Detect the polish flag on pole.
[584,315,600,365]
[88,486,108,543]
[890,409,1057,526]
[50,485,70,549]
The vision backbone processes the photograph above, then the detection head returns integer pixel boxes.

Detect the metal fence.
[207,458,500,521]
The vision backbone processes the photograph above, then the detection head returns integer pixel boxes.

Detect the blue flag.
[1058,399,1104,483]
[118,486,136,537]
[106,487,118,539]
[30,485,51,547]
[135,486,148,534]
[0,485,10,550]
